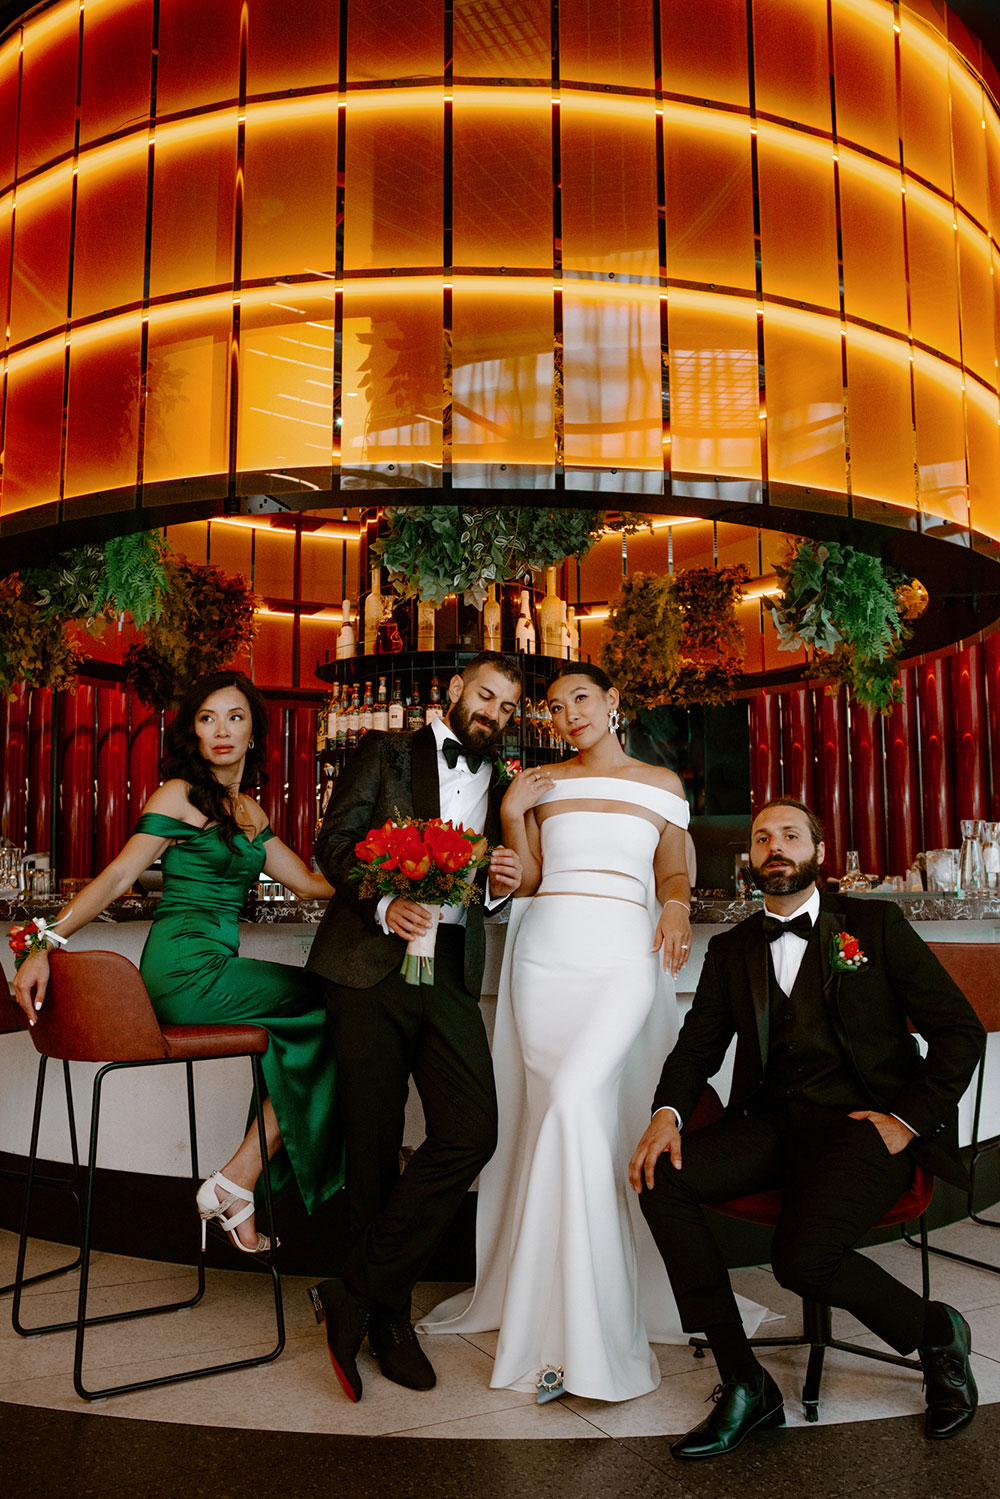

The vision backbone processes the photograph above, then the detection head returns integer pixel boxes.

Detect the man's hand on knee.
[628,1108,683,1192]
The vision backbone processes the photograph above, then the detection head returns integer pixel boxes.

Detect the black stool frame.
[1,1060,83,1296]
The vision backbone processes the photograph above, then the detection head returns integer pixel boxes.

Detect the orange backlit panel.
[341,284,443,467]
[0,193,11,328]
[757,125,840,312]
[299,531,347,604]
[949,61,989,227]
[763,306,847,493]
[454,0,551,78]
[845,326,915,510]
[8,164,72,346]
[245,0,341,96]
[0,35,20,192]
[143,302,231,485]
[251,527,297,597]
[80,0,154,148]
[16,1,78,180]
[560,94,658,278]
[966,379,1000,542]
[64,313,142,501]
[663,108,755,291]
[752,0,831,135]
[238,302,336,473]
[912,349,968,530]
[559,0,654,91]
[658,0,750,109]
[148,112,238,300]
[830,0,899,160]
[838,149,908,336]
[986,110,1000,241]
[904,179,962,364]
[957,217,997,384]
[346,0,443,82]
[343,94,444,271]
[72,140,149,322]
[1,343,66,517]
[242,105,339,281]
[251,612,294,690]
[452,283,555,467]
[453,91,552,268]
[668,292,761,479]
[899,12,954,192]
[562,286,661,470]
[155,0,240,118]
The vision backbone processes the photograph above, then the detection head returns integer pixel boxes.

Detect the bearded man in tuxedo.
[306,653,523,1402]
[630,798,985,1460]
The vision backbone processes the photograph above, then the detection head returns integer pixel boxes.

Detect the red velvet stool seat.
[12,950,285,1401]
[688,1087,933,1422]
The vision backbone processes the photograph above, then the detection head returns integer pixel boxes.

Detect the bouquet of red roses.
[352,816,490,984]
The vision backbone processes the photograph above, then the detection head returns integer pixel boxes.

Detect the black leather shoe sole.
[308,1281,367,1403]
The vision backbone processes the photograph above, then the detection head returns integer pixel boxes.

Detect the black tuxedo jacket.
[306,725,505,994]
[651,893,985,1189]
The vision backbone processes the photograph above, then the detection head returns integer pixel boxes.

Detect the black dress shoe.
[919,1303,978,1439]
[308,1279,370,1403]
[368,1313,437,1391]
[671,1368,785,1461]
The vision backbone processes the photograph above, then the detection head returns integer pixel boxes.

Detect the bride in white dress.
[420,663,757,1402]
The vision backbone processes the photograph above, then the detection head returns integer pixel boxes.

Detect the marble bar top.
[4,890,1000,926]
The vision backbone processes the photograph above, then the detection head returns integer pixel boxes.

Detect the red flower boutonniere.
[830,930,867,973]
[494,757,522,788]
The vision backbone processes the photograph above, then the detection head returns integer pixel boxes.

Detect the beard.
[750,849,821,897]
[448,692,505,758]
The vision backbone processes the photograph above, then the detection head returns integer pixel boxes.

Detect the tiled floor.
[2,1218,999,1440]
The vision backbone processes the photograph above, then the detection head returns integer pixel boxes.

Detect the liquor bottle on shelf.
[565,605,579,661]
[336,698,348,751]
[537,696,553,746]
[424,675,445,725]
[363,566,382,654]
[540,567,562,657]
[336,597,356,659]
[360,681,374,736]
[406,679,424,731]
[376,594,404,654]
[522,696,535,746]
[515,589,536,654]
[373,677,389,732]
[388,680,405,731]
[483,583,502,651]
[325,683,341,745]
[417,599,436,651]
[346,686,360,749]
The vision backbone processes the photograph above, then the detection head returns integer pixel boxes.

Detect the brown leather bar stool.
[12,949,285,1401]
[687,1086,933,1422]
[1,979,82,1295]
[896,941,1000,1275]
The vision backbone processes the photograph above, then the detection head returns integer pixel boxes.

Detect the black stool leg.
[801,1300,832,1421]
[3,1061,83,1298]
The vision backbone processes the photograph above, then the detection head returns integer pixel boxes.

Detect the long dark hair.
[160,670,268,849]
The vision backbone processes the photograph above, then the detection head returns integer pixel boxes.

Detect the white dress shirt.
[376,716,498,934]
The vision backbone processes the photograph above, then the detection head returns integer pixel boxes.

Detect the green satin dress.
[135,813,342,1213]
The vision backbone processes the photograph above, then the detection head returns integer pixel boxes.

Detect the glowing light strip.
[214,517,359,540]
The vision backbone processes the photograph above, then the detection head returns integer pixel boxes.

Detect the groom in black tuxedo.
[630,797,985,1460]
[306,652,523,1401]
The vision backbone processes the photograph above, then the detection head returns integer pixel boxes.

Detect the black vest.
[761,932,870,1111]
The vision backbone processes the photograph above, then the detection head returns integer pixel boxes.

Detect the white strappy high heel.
[195,1170,275,1255]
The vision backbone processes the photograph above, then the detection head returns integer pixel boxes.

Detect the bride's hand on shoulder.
[653,899,691,976]
[501,767,556,817]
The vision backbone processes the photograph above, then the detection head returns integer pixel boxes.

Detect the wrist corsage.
[830,930,867,973]
[494,757,522,788]
[8,916,69,970]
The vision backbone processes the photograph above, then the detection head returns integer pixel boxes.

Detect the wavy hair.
[160,670,268,850]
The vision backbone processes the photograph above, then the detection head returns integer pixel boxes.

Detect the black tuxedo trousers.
[639,1100,925,1353]
[326,926,498,1315]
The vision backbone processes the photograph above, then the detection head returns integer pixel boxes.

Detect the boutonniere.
[494,757,522,788]
[830,930,867,973]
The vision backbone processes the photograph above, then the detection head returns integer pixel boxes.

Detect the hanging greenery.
[0,575,87,697]
[373,506,649,606]
[93,530,172,627]
[124,557,257,709]
[599,572,683,719]
[764,540,911,713]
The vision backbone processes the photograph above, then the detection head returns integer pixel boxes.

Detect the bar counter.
[2,893,998,1191]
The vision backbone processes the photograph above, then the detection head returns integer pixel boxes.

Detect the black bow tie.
[441,737,486,775]
[761,911,814,943]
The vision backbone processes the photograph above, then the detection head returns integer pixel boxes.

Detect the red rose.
[840,933,859,959]
[425,823,474,874]
[355,821,394,864]
[390,826,432,881]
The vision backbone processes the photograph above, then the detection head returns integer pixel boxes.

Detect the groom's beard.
[750,849,821,897]
[447,694,505,758]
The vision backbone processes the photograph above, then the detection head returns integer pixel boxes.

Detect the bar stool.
[12,949,285,1401]
[1,979,82,1295]
[687,1086,933,1422]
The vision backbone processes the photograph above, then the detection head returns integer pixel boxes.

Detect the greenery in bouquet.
[373,506,649,607]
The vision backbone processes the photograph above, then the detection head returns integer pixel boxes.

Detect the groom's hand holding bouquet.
[352,816,491,984]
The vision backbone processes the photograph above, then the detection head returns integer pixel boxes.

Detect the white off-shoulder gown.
[420,777,765,1402]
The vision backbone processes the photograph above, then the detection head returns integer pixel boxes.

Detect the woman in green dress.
[13,670,342,1254]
